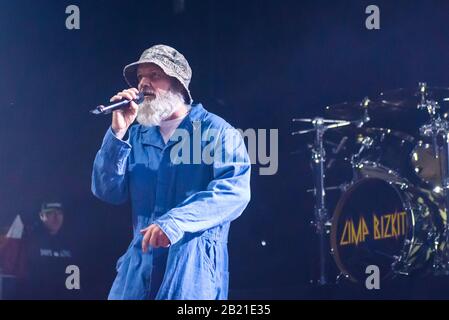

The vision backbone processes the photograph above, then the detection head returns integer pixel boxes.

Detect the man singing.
[91,44,251,300]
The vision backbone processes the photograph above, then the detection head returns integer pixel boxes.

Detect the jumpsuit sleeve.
[154,127,251,245]
[91,127,132,205]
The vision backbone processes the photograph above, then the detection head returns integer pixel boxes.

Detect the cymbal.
[332,126,415,143]
[360,127,415,143]
[325,99,400,121]
[378,86,449,109]
[325,87,449,120]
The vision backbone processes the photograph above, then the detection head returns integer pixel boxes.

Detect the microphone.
[90,92,144,115]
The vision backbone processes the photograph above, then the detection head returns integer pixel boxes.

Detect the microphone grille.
[135,92,145,104]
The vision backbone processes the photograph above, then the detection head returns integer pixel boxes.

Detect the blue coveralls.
[91,103,251,299]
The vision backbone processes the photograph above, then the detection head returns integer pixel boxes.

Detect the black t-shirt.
[19,225,81,299]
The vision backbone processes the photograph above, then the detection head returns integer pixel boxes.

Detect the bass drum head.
[330,178,413,283]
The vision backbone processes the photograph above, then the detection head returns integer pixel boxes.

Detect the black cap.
[40,202,64,213]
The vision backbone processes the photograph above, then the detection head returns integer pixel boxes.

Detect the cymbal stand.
[416,83,449,274]
[292,117,356,285]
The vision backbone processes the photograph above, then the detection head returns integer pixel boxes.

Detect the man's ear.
[39,212,45,221]
[169,78,189,104]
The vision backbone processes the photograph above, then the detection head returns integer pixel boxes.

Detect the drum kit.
[293,82,449,285]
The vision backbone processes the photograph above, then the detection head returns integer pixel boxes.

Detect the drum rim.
[353,160,404,183]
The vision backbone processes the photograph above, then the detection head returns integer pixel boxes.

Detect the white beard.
[136,90,185,127]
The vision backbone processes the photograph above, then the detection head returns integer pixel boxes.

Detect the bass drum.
[330,172,440,283]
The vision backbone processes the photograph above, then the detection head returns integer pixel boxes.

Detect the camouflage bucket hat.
[123,44,193,104]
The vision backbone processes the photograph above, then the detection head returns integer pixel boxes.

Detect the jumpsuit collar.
[140,103,207,150]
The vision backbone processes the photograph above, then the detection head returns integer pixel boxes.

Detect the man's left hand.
[140,224,171,252]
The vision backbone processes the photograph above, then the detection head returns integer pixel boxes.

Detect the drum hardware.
[433,140,449,275]
[349,137,375,181]
[412,84,449,275]
[395,181,409,190]
[292,106,371,285]
[392,228,436,276]
[326,136,350,170]
[418,94,446,163]
[335,272,350,284]
[393,269,410,276]
[419,100,440,118]
[306,182,351,194]
[353,136,374,159]
[292,117,347,285]
[332,136,349,154]
[417,82,441,117]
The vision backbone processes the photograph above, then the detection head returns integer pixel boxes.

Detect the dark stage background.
[2,0,449,299]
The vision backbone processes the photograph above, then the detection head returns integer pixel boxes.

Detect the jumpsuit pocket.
[199,237,216,276]
[115,252,129,273]
[115,236,140,273]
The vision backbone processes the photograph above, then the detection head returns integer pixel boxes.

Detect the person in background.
[17,201,81,299]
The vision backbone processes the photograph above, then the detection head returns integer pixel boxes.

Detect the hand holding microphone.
[90,88,142,140]
[112,88,142,140]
